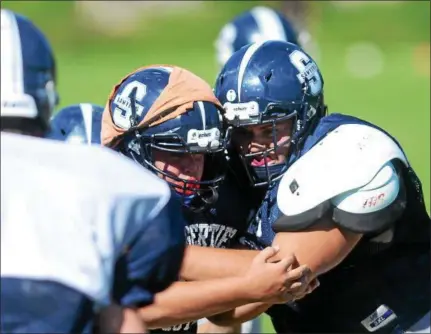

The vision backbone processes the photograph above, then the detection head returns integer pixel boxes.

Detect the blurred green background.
[2,1,429,332]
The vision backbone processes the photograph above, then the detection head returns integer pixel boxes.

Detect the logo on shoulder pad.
[289,179,299,194]
[361,304,397,332]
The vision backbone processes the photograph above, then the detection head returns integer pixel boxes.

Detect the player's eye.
[172,152,185,160]
[232,128,253,142]
[263,128,273,137]
[254,124,273,138]
[162,152,183,163]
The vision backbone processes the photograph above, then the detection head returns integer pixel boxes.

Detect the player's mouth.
[251,157,277,167]
[173,177,200,196]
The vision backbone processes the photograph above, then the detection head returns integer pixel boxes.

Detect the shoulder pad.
[331,161,406,233]
[274,124,408,232]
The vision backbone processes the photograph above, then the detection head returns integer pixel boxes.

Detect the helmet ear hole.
[264,71,273,82]
[265,71,272,82]
[219,74,225,86]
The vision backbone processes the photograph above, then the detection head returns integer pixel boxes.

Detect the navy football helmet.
[215,40,327,187]
[47,103,103,144]
[215,6,299,68]
[0,9,59,135]
[111,66,230,209]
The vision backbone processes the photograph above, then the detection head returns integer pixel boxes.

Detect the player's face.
[233,119,293,166]
[153,149,205,192]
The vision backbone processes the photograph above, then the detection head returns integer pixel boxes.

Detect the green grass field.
[2,1,429,332]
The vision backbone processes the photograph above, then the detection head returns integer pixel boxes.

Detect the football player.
[0,9,185,333]
[214,6,299,69]
[47,103,103,144]
[213,7,302,332]
[100,65,314,333]
[211,40,430,333]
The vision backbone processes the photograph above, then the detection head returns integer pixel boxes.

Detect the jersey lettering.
[160,321,195,332]
[185,223,237,248]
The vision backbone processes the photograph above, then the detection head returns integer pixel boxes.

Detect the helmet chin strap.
[172,190,195,206]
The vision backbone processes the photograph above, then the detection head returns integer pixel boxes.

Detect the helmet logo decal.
[112,80,147,129]
[226,89,237,102]
[187,128,220,148]
[224,101,259,121]
[289,50,322,96]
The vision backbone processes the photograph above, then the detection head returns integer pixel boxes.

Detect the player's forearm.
[273,219,363,278]
[98,305,147,333]
[138,278,256,328]
[207,302,270,326]
[120,308,148,333]
[198,319,241,334]
[180,245,259,281]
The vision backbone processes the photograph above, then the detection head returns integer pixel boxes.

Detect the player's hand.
[276,255,319,302]
[288,277,320,302]
[244,246,312,304]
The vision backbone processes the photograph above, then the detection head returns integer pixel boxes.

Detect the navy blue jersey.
[150,175,256,333]
[183,173,257,248]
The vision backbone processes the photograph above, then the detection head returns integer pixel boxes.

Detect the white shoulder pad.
[329,160,406,233]
[277,123,408,217]
[331,161,400,214]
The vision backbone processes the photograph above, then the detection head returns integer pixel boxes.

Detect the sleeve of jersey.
[113,195,186,308]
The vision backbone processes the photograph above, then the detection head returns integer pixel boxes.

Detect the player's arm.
[197,317,241,334]
[112,188,307,328]
[138,247,309,329]
[181,247,316,328]
[139,278,254,329]
[271,158,406,278]
[203,157,406,327]
[206,303,270,327]
[98,304,148,333]
[273,218,363,278]
[204,275,319,327]
[180,245,260,281]
[183,162,405,282]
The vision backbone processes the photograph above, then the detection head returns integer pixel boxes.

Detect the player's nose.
[183,155,203,175]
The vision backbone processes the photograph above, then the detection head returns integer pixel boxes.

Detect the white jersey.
[1,132,171,308]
